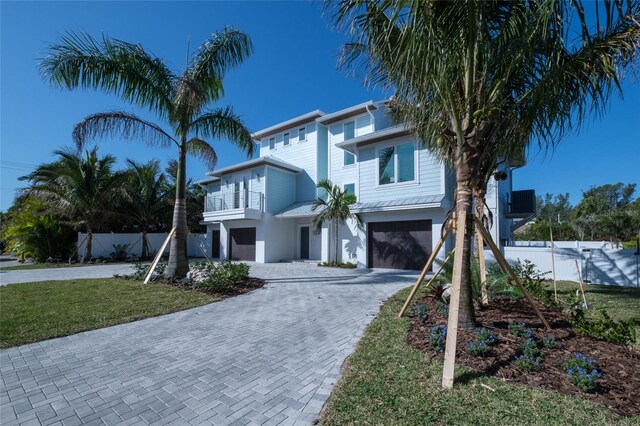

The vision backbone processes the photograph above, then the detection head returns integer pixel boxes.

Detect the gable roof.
[252,110,325,140]
[206,156,302,178]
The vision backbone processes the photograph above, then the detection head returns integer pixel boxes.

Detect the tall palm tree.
[329,0,640,328]
[312,179,362,264]
[124,159,170,259]
[40,27,254,277]
[20,147,127,261]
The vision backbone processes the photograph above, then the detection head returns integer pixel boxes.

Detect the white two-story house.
[198,100,533,269]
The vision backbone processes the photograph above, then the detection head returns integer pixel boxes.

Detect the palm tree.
[40,27,254,277]
[124,159,170,259]
[20,147,127,261]
[312,179,361,264]
[329,0,640,328]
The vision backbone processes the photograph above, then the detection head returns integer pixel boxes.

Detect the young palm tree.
[40,27,254,277]
[124,159,170,259]
[329,0,640,328]
[312,179,361,264]
[20,147,127,261]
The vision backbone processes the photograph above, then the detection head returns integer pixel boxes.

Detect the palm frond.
[186,137,218,169]
[40,31,175,118]
[189,107,254,157]
[73,111,177,150]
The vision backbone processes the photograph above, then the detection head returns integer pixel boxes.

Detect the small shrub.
[429,324,447,352]
[110,244,129,261]
[564,354,602,392]
[467,340,491,357]
[195,260,250,292]
[508,322,533,340]
[413,304,429,323]
[475,327,496,346]
[429,284,446,300]
[435,301,449,316]
[519,338,542,360]
[514,354,541,371]
[128,261,167,280]
[571,309,636,346]
[542,335,560,349]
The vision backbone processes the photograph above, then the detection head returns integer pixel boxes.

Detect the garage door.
[368,220,432,270]
[229,227,256,261]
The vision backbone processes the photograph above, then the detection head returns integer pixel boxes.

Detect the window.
[299,127,306,141]
[269,137,275,150]
[344,151,355,166]
[378,146,395,185]
[283,133,290,146]
[344,183,355,195]
[378,143,415,185]
[344,121,355,140]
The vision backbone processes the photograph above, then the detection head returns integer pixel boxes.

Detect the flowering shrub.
[514,354,541,371]
[429,324,447,352]
[542,335,560,349]
[435,301,449,316]
[467,327,496,357]
[564,354,602,392]
[508,322,533,339]
[413,304,429,323]
[475,327,496,345]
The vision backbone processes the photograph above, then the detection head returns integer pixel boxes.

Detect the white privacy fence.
[511,240,619,249]
[77,232,211,260]
[485,246,639,287]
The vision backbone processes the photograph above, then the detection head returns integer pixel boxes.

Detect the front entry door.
[300,226,310,259]
[211,230,220,258]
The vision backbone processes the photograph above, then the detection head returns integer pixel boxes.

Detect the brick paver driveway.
[1,263,417,425]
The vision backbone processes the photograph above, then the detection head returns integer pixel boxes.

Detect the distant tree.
[573,183,639,241]
[312,179,361,264]
[537,193,573,223]
[21,147,127,261]
[515,219,578,241]
[41,27,254,278]
[124,159,170,258]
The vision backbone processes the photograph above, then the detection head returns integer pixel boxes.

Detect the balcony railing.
[205,191,264,213]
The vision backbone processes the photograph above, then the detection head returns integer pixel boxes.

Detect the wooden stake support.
[442,210,468,388]
[474,217,551,330]
[574,259,589,309]
[550,226,558,302]
[477,230,488,305]
[398,225,452,317]
[143,228,175,284]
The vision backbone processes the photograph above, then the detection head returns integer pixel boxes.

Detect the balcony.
[203,191,264,221]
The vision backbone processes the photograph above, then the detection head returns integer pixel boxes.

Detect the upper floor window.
[299,127,306,141]
[344,151,355,166]
[344,121,355,140]
[269,137,275,150]
[378,142,415,185]
[344,183,355,195]
[283,133,290,146]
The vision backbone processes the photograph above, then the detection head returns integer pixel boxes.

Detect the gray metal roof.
[274,200,322,218]
[352,194,445,213]
[252,110,325,140]
[206,156,302,177]
[316,100,377,125]
[335,125,409,153]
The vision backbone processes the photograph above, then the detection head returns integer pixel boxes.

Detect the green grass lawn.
[320,282,640,425]
[0,278,218,348]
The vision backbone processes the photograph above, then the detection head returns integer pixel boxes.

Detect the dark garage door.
[368,220,432,270]
[229,227,256,261]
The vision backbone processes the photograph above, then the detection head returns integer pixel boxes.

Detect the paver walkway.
[0,263,136,286]
[1,263,417,425]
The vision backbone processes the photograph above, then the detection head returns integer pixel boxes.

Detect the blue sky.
[1,1,638,210]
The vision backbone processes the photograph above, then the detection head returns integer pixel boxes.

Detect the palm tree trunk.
[165,143,190,278]
[473,185,488,305]
[84,226,93,263]
[452,155,477,329]
[141,230,148,259]
[334,221,339,264]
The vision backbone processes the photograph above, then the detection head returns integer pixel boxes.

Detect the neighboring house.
[198,100,534,269]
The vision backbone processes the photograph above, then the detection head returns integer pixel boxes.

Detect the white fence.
[485,246,639,287]
[77,232,211,260]
[511,240,619,249]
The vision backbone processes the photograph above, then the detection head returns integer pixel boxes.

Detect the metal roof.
[316,100,378,125]
[335,125,410,153]
[352,194,445,213]
[206,156,302,177]
[252,110,325,140]
[274,200,323,218]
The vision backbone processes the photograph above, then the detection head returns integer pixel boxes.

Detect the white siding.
[265,167,297,214]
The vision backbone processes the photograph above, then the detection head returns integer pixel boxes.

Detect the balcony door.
[233,174,250,209]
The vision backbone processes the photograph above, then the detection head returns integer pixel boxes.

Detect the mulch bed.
[159,277,266,298]
[407,296,640,417]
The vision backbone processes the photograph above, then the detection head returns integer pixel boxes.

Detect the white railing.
[205,191,263,212]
